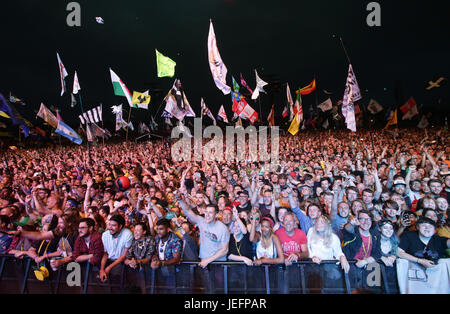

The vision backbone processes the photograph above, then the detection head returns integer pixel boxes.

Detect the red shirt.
[354,233,371,260]
[274,228,307,257]
[72,231,104,266]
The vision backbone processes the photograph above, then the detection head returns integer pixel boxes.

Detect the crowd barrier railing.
[0,254,399,294]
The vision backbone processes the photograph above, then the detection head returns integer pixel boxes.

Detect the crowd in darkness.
[0,127,449,292]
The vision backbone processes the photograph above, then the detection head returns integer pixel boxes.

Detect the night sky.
[1,0,448,130]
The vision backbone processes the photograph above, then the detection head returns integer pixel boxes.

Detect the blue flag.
[55,121,82,145]
[0,93,29,137]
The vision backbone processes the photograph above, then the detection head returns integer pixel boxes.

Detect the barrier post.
[264,265,270,294]
[20,258,32,294]
[0,256,6,280]
[223,265,228,294]
[299,264,307,294]
[83,262,91,294]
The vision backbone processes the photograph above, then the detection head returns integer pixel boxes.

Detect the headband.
[261,216,275,228]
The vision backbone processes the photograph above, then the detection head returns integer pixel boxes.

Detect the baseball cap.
[393,178,406,186]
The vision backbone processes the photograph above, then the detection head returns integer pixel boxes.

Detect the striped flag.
[208,20,231,95]
[300,78,316,95]
[201,98,216,125]
[286,83,294,121]
[56,120,82,145]
[79,105,102,124]
[56,52,69,96]
[342,64,361,132]
[110,68,133,106]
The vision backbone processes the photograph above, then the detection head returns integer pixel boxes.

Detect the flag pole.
[339,37,352,64]
[100,103,105,146]
[125,106,133,142]
[78,93,89,152]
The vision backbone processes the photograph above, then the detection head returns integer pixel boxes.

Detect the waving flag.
[131,91,150,109]
[367,98,383,114]
[251,69,268,100]
[79,105,102,124]
[200,98,216,125]
[383,109,398,129]
[110,68,133,106]
[267,104,275,126]
[293,89,303,123]
[56,52,69,96]
[73,71,81,94]
[0,93,29,137]
[317,98,333,112]
[400,97,418,120]
[56,121,82,144]
[240,73,253,95]
[37,103,59,129]
[155,49,176,78]
[232,76,240,92]
[282,105,288,118]
[299,78,316,95]
[342,64,361,132]
[286,83,294,121]
[417,115,429,129]
[231,91,258,124]
[208,20,231,95]
[217,105,229,123]
[288,114,300,135]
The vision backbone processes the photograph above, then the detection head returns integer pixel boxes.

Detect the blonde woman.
[307,215,350,273]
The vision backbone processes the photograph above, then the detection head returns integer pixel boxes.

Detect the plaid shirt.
[72,231,104,266]
[155,232,182,261]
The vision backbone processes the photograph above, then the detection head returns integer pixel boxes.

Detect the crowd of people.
[0,126,449,293]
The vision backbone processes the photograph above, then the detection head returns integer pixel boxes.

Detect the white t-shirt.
[307,229,345,260]
[197,218,230,261]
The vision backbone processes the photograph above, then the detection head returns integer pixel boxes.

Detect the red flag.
[282,105,288,118]
[299,78,316,95]
[267,105,275,126]
[400,97,417,114]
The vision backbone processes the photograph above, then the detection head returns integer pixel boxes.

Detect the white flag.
[342,64,361,132]
[317,98,333,112]
[286,83,294,121]
[73,71,81,94]
[367,99,383,114]
[251,69,268,100]
[56,52,68,96]
[207,20,231,95]
[95,17,104,24]
[417,115,429,129]
[322,119,329,129]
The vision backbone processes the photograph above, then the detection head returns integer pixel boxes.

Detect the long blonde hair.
[309,216,333,248]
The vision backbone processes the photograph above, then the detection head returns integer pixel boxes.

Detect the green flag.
[156,49,176,78]
[232,76,240,92]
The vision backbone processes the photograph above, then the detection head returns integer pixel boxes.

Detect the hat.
[393,178,406,186]
[105,176,113,181]
[165,211,177,220]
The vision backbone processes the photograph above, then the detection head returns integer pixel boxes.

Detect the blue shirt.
[102,228,133,260]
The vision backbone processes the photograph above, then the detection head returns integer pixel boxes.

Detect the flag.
[231,91,258,124]
[355,104,361,115]
[293,89,303,123]
[383,109,398,129]
[163,79,194,121]
[9,93,24,105]
[111,104,125,131]
[282,105,288,118]
[299,78,316,95]
[155,49,176,78]
[417,115,429,129]
[56,52,68,96]
[165,117,173,127]
[288,114,300,135]
[79,106,102,124]
[55,121,82,144]
[208,20,231,95]
[200,98,216,125]
[426,77,445,90]
[73,71,81,94]
[150,115,158,130]
[342,64,361,132]
[232,76,240,92]
[367,99,383,114]
[286,83,294,121]
[95,17,104,24]
[217,105,229,123]
[251,69,268,100]
[400,97,418,120]
[0,111,10,119]
[37,103,59,129]
[86,123,94,142]
[110,68,133,106]
[322,119,329,129]
[177,121,193,138]
[317,98,333,112]
[127,121,134,131]
[240,73,253,95]
[267,105,275,126]
[56,109,63,122]
[131,91,150,109]
[182,92,196,117]
[71,94,77,107]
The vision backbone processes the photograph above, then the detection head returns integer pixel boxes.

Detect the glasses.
[359,218,371,222]
[78,226,88,230]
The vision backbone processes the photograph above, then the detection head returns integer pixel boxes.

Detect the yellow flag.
[288,114,300,135]
[383,109,398,130]
[131,91,150,109]
[0,111,10,119]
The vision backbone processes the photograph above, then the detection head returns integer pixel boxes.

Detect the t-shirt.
[399,231,448,260]
[274,228,307,258]
[197,218,230,261]
[0,232,13,254]
[228,233,253,259]
[353,233,372,260]
[307,229,345,260]
[237,202,252,213]
[102,228,133,260]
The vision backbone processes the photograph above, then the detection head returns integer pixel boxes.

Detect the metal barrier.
[0,254,399,294]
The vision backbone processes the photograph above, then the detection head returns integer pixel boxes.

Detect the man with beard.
[100,214,133,282]
[428,179,444,200]
[70,218,104,266]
